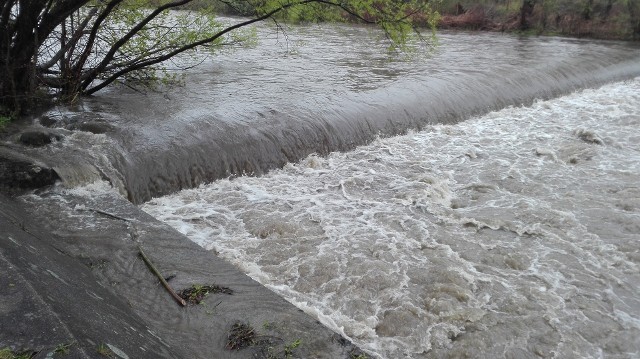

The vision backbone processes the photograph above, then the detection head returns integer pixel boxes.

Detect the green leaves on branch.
[92,0,436,90]
[255,0,439,51]
[75,0,229,89]
[1,0,439,114]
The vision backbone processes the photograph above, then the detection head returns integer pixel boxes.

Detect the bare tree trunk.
[629,0,640,40]
[0,35,38,114]
[519,0,535,30]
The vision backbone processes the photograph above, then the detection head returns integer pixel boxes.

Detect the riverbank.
[433,1,640,41]
[0,178,365,358]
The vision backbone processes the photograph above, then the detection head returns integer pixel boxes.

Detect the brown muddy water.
[5,18,640,358]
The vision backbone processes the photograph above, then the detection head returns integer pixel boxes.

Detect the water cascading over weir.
[4,26,640,203]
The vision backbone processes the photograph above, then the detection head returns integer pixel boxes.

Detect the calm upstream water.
[18,17,640,358]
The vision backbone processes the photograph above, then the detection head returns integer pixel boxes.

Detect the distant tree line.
[435,0,640,39]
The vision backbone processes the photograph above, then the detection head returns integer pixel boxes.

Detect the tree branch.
[37,7,97,71]
[36,0,91,45]
[81,0,195,90]
[84,0,354,94]
[138,245,186,307]
[71,0,124,82]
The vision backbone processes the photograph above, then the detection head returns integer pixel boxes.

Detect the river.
[15,18,640,358]
[34,19,640,204]
[141,77,640,358]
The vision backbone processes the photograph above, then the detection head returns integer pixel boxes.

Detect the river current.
[34,19,640,204]
[14,18,640,358]
[142,78,640,358]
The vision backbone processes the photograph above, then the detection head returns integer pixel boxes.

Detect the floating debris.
[179,284,233,305]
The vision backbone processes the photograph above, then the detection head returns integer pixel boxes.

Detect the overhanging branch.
[84,0,342,94]
[37,7,97,71]
[81,0,195,90]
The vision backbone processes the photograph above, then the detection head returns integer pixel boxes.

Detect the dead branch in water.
[83,207,132,222]
[138,245,186,307]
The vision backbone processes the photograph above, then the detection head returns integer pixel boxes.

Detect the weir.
[4,29,640,204]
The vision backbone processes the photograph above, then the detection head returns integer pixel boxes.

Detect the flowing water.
[141,79,640,358]
[27,19,640,203]
[10,18,640,358]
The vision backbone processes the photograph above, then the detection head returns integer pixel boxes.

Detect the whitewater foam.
[142,79,640,358]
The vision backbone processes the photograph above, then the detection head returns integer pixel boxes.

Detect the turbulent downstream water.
[8,18,640,358]
[142,79,640,358]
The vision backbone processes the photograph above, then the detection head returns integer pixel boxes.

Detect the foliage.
[96,343,114,357]
[0,349,11,359]
[0,348,35,359]
[53,342,74,354]
[0,115,10,130]
[178,284,233,304]
[435,0,640,38]
[283,338,302,357]
[226,322,256,350]
[0,0,438,118]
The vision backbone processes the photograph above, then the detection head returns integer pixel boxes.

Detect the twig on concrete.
[138,245,186,307]
[85,207,131,222]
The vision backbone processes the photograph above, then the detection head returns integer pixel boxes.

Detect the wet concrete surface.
[0,190,363,358]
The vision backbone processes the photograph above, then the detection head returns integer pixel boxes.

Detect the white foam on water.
[61,179,118,197]
[142,79,640,358]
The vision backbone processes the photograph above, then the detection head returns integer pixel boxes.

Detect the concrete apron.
[0,191,363,358]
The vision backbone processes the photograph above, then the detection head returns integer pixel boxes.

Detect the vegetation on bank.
[0,115,10,130]
[171,0,640,40]
[0,0,637,120]
[434,0,640,40]
[0,0,436,119]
